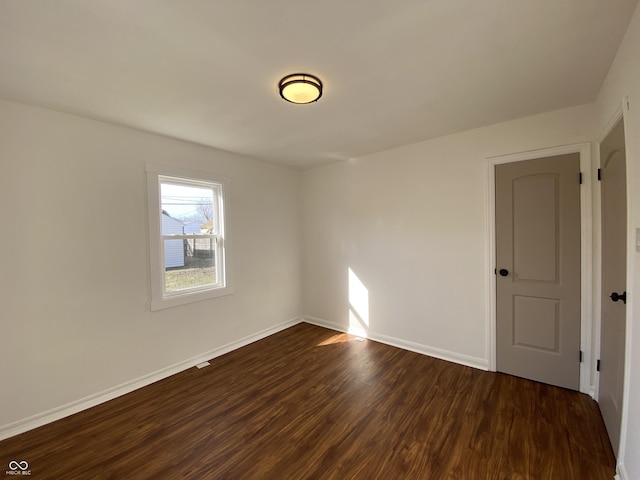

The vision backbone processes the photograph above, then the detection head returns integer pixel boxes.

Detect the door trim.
[486,143,593,394]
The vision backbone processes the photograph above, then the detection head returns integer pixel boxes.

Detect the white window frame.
[146,163,233,311]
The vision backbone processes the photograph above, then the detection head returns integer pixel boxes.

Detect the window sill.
[150,286,234,311]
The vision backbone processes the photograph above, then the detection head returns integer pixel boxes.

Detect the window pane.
[164,239,216,292]
[159,179,220,293]
[160,181,217,233]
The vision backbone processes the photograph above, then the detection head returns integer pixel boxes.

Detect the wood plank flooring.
[0,323,615,479]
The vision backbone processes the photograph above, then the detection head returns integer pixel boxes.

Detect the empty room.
[1,1,640,479]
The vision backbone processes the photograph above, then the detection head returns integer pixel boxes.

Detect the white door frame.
[486,143,593,395]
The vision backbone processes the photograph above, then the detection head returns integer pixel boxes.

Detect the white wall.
[302,103,595,367]
[594,2,640,478]
[0,99,302,433]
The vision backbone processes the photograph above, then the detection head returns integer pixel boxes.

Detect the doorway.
[487,144,593,394]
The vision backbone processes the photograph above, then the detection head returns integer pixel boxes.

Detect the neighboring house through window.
[146,164,232,310]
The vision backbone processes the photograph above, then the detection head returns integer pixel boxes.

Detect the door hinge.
[579,350,583,362]
[597,359,601,372]
[579,172,583,184]
[597,168,601,181]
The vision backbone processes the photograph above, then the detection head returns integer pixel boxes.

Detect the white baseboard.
[0,317,302,441]
[616,462,628,480]
[303,316,489,371]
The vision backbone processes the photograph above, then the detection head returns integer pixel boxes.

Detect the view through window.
[160,177,223,295]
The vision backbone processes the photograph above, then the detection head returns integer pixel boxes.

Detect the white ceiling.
[0,1,637,169]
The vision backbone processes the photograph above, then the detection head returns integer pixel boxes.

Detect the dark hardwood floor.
[1,323,615,479]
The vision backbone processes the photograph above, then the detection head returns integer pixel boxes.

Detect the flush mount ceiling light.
[278,73,323,104]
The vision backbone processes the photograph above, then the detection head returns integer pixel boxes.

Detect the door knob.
[610,291,627,304]
[499,269,509,277]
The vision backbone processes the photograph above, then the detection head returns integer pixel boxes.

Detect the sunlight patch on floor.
[316,333,367,347]
[317,333,354,346]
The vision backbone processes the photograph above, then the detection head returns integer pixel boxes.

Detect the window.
[146,164,232,310]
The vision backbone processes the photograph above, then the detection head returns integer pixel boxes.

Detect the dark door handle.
[499,269,509,277]
[610,291,627,304]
